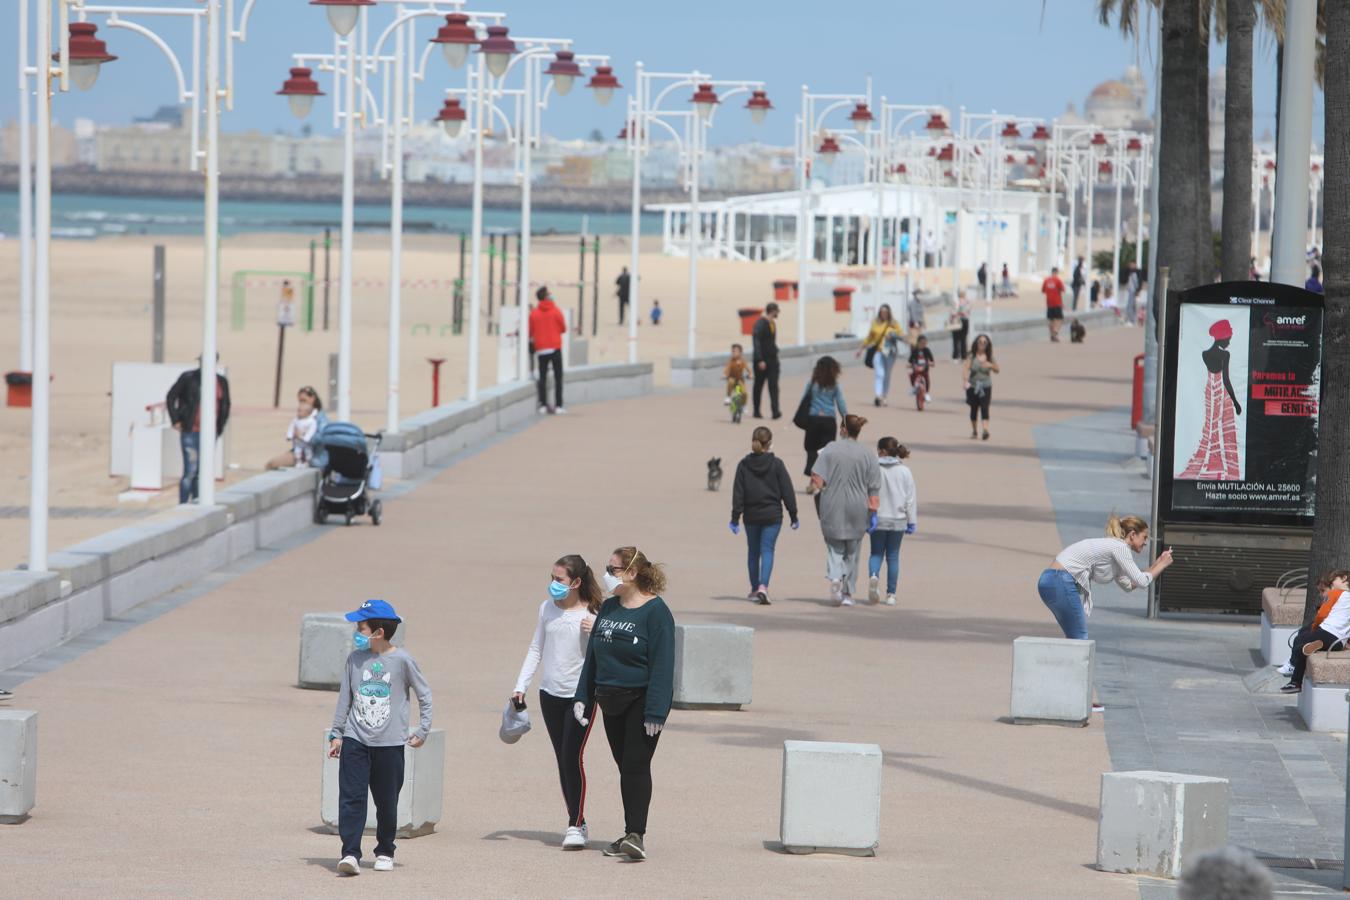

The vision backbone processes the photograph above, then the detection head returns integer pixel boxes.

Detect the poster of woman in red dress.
[1173,307,1249,483]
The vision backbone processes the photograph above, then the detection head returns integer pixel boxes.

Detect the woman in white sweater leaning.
[1039,514,1173,640]
[867,437,917,605]
[513,555,602,850]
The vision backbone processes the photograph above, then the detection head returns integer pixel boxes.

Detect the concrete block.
[1010,636,1094,726]
[0,710,38,822]
[320,728,444,837]
[0,571,61,627]
[299,613,406,690]
[1296,674,1350,733]
[780,740,882,856]
[1260,613,1299,667]
[672,624,753,709]
[1096,770,1228,877]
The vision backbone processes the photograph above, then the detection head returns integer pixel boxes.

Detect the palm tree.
[1220,0,1255,281]
[1304,1,1347,620]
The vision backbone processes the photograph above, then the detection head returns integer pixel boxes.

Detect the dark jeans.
[1071,283,1082,311]
[1290,626,1340,686]
[951,318,969,360]
[803,415,836,476]
[179,430,201,504]
[601,688,662,836]
[619,297,628,324]
[868,529,904,594]
[745,521,783,590]
[753,358,780,417]
[539,691,596,827]
[537,350,564,409]
[338,738,405,861]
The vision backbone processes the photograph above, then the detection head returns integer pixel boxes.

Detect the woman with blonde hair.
[855,303,904,406]
[730,427,800,605]
[573,547,675,861]
[1039,514,1174,641]
[511,555,603,850]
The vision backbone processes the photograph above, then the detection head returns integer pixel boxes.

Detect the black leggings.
[966,386,991,424]
[539,691,596,827]
[951,318,969,360]
[803,415,836,476]
[601,689,662,836]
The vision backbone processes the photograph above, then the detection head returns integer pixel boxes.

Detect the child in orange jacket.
[1281,570,1350,693]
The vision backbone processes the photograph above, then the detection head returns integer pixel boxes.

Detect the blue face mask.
[548,579,571,601]
[353,630,371,651]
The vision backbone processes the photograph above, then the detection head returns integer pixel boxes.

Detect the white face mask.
[601,571,623,594]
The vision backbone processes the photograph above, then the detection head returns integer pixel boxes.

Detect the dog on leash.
[706,457,723,491]
[1069,318,1087,343]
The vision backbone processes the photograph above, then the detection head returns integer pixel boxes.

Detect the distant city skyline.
[2,1,1323,147]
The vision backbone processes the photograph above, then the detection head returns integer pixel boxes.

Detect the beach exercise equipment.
[230,270,313,331]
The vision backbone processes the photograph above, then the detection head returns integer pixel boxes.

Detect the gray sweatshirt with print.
[330,648,433,747]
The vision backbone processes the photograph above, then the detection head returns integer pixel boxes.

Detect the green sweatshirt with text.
[574,596,675,725]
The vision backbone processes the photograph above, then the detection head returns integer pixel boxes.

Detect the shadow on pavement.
[481,830,561,846]
[884,753,1099,821]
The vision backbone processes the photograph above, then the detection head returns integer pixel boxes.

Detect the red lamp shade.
[1005,153,1016,164]
[1126,136,1143,155]
[924,113,948,135]
[545,51,582,96]
[1265,159,1276,170]
[936,143,954,162]
[586,65,621,107]
[435,98,467,138]
[848,103,874,133]
[277,66,324,119]
[691,83,719,120]
[310,0,375,38]
[817,135,842,158]
[1090,131,1108,147]
[745,90,773,125]
[1312,162,1322,172]
[894,163,908,176]
[1098,159,1113,181]
[1030,123,1051,144]
[1025,154,1036,165]
[478,25,517,78]
[429,14,477,69]
[1000,121,1021,140]
[63,22,117,91]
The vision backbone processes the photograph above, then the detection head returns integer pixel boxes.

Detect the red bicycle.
[910,360,929,411]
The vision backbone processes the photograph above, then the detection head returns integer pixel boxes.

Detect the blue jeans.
[179,430,201,504]
[1037,568,1088,639]
[745,521,782,590]
[867,529,904,594]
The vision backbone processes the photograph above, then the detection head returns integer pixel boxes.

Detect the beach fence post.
[322,227,332,331]
[577,235,586,335]
[592,235,600,337]
[453,233,466,335]
[499,233,509,319]
[487,234,496,335]
[306,238,317,331]
[152,245,166,363]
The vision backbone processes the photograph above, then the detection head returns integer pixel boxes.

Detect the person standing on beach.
[166,355,231,504]
[811,414,881,607]
[752,302,781,419]
[730,426,799,605]
[948,291,971,361]
[530,286,568,414]
[1042,267,1066,342]
[615,267,631,324]
[798,356,847,494]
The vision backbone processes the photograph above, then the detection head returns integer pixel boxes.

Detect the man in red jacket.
[529,286,568,413]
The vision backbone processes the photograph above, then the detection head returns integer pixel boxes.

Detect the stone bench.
[1096,770,1228,878]
[320,728,444,838]
[1010,637,1094,727]
[298,613,407,691]
[779,740,881,856]
[1296,651,1350,733]
[1260,586,1305,667]
[672,624,753,710]
[0,710,37,823]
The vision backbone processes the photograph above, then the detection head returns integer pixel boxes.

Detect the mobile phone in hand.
[512,696,527,712]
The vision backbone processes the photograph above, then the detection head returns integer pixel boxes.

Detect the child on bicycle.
[908,334,934,402]
[724,343,752,407]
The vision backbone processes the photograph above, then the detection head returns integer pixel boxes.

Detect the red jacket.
[529,299,567,352]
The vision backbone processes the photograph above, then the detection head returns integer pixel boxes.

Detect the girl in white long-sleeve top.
[512,555,602,850]
[867,437,917,606]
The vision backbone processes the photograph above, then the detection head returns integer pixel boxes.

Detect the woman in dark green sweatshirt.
[572,546,675,862]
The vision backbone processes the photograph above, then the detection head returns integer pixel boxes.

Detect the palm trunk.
[1221,0,1255,281]
[1272,40,1283,254]
[1304,1,1350,620]
[1157,0,1206,292]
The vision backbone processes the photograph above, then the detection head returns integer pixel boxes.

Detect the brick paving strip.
[1035,409,1347,897]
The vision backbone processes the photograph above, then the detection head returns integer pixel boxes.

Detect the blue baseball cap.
[345,599,401,622]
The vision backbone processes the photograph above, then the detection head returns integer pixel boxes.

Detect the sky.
[4,0,1323,147]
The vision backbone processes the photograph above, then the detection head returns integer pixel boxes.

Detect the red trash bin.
[1130,353,1145,430]
[738,308,763,335]
[773,280,798,302]
[833,286,855,312]
[5,372,33,409]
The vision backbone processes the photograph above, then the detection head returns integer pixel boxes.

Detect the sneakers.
[562,825,587,850]
[620,833,646,861]
[925,393,933,402]
[1302,640,1325,656]
[868,575,880,604]
[1277,661,1295,676]
[873,397,881,407]
[883,594,896,606]
[556,407,568,415]
[829,580,843,606]
[337,856,360,876]
[373,856,393,872]
[754,586,771,605]
[1280,681,1302,694]
[537,405,547,414]
[982,429,990,441]
[840,594,855,607]
[1091,703,1105,713]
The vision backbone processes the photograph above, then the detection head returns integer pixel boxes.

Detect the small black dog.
[1070,318,1087,343]
[706,457,723,491]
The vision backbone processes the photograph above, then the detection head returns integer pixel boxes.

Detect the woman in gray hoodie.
[867,438,917,605]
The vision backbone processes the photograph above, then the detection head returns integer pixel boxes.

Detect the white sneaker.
[1277,661,1295,676]
[337,856,360,876]
[829,580,843,605]
[373,856,393,872]
[556,407,568,415]
[925,393,932,402]
[840,595,855,607]
[884,594,896,606]
[537,405,547,414]
[723,397,731,406]
[868,575,880,604]
[562,825,587,850]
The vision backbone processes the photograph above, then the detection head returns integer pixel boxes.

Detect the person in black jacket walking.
[751,302,781,419]
[730,426,799,605]
[165,359,231,504]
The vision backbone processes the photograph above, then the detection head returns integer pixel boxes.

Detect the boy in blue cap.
[328,600,433,876]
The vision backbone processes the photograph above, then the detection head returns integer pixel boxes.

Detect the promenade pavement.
[4,325,1147,898]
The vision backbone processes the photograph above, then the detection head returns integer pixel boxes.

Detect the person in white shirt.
[867,437,917,606]
[266,386,322,469]
[512,555,601,850]
[1039,514,1174,640]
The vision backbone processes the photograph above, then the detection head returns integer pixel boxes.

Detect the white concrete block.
[672,624,753,709]
[780,740,882,855]
[1295,677,1349,733]
[0,710,38,822]
[320,728,444,837]
[1259,613,1298,667]
[1096,770,1228,877]
[298,613,406,690]
[1011,636,1094,726]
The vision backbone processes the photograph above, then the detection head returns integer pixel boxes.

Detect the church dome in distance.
[1089,80,1133,101]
